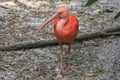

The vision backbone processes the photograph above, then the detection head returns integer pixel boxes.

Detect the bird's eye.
[59,12,62,14]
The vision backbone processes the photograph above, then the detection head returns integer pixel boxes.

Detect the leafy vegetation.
[85,0,98,6]
[114,11,120,20]
[85,0,120,19]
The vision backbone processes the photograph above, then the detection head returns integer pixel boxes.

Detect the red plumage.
[54,13,79,43]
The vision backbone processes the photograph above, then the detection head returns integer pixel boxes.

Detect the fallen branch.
[103,26,120,33]
[0,26,120,51]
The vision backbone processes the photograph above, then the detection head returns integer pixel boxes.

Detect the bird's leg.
[66,44,78,71]
[67,44,71,66]
[59,43,65,73]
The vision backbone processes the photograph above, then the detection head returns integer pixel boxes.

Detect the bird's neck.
[56,17,68,33]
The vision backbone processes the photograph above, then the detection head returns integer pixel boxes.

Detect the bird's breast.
[53,13,79,43]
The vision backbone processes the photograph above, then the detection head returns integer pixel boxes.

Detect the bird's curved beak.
[35,13,58,34]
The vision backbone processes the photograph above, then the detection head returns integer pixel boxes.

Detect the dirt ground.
[0,0,120,80]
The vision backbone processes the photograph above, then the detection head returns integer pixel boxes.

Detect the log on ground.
[0,26,120,51]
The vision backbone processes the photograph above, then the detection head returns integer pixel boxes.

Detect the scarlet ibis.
[36,7,79,73]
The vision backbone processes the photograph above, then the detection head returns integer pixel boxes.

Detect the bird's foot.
[65,65,79,71]
[58,68,66,73]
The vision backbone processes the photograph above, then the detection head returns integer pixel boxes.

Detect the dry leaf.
[3,41,9,46]
[80,77,85,80]
[0,1,18,8]
[88,16,94,20]
[84,72,94,77]
[95,68,104,73]
[56,74,62,80]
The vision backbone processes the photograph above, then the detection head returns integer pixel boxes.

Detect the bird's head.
[35,7,69,33]
[55,7,69,18]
